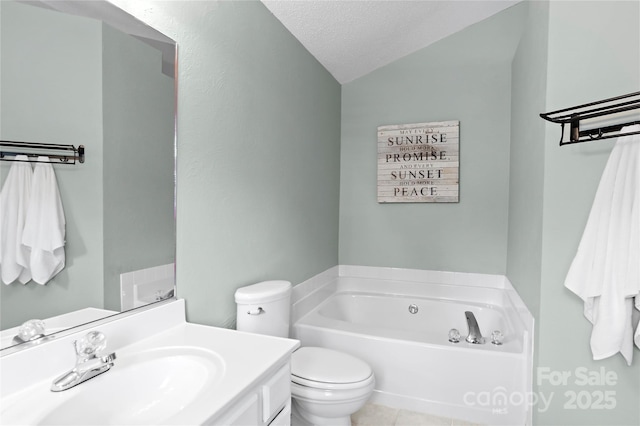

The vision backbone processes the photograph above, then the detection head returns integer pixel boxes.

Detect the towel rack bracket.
[540,91,640,146]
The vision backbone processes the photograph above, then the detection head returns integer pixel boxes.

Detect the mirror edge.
[0,298,178,357]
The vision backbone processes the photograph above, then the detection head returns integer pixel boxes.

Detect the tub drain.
[408,304,419,314]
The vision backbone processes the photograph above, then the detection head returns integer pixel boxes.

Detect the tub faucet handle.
[491,330,504,345]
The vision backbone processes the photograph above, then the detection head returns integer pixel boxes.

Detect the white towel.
[21,157,66,285]
[0,156,33,284]
[635,297,640,349]
[564,125,640,366]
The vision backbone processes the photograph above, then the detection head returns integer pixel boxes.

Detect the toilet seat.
[291,347,374,390]
[292,373,375,391]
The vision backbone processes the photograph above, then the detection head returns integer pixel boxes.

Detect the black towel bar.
[0,140,84,164]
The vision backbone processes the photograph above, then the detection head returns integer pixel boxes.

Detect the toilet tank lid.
[234,280,292,304]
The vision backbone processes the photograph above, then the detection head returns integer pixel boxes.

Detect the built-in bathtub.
[291,266,534,426]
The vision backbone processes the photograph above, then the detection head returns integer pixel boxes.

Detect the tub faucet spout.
[464,311,485,344]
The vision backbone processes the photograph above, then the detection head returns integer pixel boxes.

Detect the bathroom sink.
[1,346,225,425]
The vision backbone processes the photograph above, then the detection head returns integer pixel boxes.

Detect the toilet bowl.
[235,281,375,426]
[290,347,375,425]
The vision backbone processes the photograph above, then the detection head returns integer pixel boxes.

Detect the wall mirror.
[0,0,177,351]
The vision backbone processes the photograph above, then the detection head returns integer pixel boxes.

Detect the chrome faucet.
[155,287,175,301]
[464,311,485,344]
[51,331,116,392]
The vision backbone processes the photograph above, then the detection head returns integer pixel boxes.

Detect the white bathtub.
[291,266,533,426]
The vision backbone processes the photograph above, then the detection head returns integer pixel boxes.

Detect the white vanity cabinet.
[213,363,292,426]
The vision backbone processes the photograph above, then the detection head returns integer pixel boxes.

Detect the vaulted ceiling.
[261,0,521,84]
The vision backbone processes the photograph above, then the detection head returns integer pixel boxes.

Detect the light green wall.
[340,2,639,422]
[506,0,548,339]
[339,4,525,274]
[536,2,640,425]
[111,0,342,328]
[102,23,175,311]
[57,1,639,424]
[506,2,549,422]
[0,1,104,328]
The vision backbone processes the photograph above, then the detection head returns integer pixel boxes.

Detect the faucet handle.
[75,331,107,359]
[491,330,504,345]
[448,328,461,343]
[15,319,46,343]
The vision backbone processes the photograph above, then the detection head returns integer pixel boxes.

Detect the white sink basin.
[1,346,225,425]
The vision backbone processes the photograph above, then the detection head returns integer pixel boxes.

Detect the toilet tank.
[234,280,291,338]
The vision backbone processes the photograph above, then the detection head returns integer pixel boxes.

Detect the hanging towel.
[635,297,640,350]
[0,156,33,284]
[21,156,66,285]
[564,125,640,366]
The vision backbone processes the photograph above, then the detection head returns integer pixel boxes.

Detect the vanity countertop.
[0,300,300,425]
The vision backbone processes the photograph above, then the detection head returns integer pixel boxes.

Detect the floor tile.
[450,420,483,426]
[352,403,485,426]
[395,409,451,426]
[351,403,399,425]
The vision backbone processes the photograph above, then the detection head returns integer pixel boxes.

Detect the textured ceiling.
[261,0,521,84]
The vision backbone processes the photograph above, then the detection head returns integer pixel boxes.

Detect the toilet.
[235,280,375,426]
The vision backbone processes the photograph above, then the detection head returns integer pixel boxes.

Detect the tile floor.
[351,403,483,426]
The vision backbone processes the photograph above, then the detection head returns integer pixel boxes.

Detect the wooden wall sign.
[377,120,459,203]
